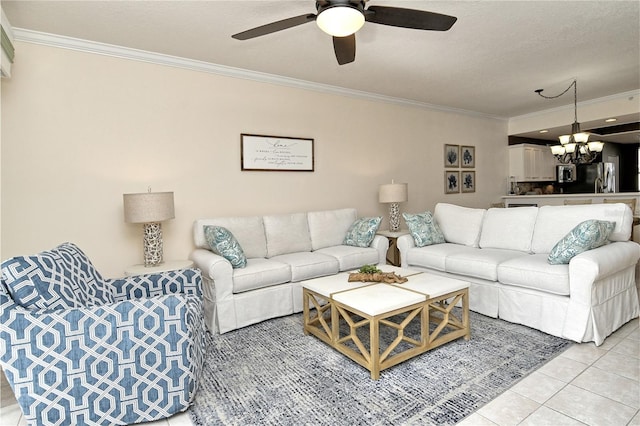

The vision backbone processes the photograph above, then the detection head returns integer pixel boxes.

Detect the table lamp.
[379,180,408,232]
[123,190,175,267]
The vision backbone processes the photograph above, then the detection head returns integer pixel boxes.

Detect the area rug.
[189,311,571,425]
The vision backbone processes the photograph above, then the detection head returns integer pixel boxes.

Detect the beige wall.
[1,41,507,277]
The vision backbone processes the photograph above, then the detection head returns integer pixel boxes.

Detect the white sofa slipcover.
[190,208,389,333]
[397,202,640,346]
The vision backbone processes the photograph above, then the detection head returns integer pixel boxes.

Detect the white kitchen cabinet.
[509,144,556,182]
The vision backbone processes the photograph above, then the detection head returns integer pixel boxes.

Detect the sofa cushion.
[204,226,247,268]
[194,216,267,258]
[402,211,445,247]
[531,204,632,254]
[2,243,114,310]
[263,213,312,258]
[445,249,529,281]
[307,208,358,250]
[269,252,339,282]
[404,243,474,272]
[434,203,485,247]
[343,217,382,248]
[315,245,379,271]
[480,207,538,252]
[547,220,615,265]
[232,258,291,293]
[498,254,570,296]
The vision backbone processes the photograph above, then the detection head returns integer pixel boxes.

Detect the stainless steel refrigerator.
[571,162,616,193]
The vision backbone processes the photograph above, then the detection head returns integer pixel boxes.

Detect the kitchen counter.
[502,192,640,213]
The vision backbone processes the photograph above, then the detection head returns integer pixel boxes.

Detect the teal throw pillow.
[204,225,247,268]
[547,220,615,265]
[343,217,382,248]
[402,211,445,247]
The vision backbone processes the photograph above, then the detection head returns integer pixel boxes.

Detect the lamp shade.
[574,132,589,143]
[559,135,571,145]
[588,141,604,152]
[379,183,408,203]
[123,192,175,223]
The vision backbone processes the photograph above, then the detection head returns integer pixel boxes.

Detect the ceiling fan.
[231,0,457,65]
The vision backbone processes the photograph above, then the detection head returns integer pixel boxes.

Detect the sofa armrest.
[397,234,416,268]
[190,248,234,301]
[108,268,202,301]
[371,235,390,265]
[569,241,640,303]
[563,240,640,344]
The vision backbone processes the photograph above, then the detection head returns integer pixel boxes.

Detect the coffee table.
[302,266,470,379]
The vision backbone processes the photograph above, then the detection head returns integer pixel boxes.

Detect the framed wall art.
[445,171,460,194]
[444,144,459,168]
[461,145,475,168]
[241,134,314,171]
[462,171,476,193]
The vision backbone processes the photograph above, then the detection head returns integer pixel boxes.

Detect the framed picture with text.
[241,134,314,171]
[461,145,475,168]
[445,171,460,194]
[444,144,459,168]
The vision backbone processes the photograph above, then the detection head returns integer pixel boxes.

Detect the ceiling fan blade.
[365,6,457,31]
[333,35,356,65]
[232,14,317,40]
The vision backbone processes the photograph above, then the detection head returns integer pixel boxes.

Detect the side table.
[376,229,410,267]
[124,259,195,276]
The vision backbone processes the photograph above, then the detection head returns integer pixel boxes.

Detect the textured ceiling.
[3,1,640,120]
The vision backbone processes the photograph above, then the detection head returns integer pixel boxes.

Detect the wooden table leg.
[370,317,380,380]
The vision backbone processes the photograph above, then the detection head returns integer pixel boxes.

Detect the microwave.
[557,164,576,183]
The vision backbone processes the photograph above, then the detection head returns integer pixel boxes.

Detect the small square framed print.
[444,144,459,168]
[445,171,460,194]
[461,145,475,168]
[462,171,476,193]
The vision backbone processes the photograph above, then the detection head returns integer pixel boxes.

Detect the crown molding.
[13,28,504,121]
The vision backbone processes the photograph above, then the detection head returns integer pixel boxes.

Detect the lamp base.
[142,222,164,267]
[388,202,400,232]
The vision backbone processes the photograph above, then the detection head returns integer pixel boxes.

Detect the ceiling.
[3,1,640,131]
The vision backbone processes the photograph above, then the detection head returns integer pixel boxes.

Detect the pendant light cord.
[535,79,578,123]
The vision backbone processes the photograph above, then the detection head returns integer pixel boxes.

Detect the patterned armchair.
[0,243,205,426]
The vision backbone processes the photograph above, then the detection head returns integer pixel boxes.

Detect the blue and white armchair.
[0,243,205,425]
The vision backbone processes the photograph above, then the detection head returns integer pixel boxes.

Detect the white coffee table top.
[394,273,469,298]
[300,265,422,298]
[301,266,470,314]
[332,283,427,316]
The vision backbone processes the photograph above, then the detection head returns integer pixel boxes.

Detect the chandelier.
[535,79,604,164]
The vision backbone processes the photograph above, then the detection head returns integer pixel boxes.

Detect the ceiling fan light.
[316,6,365,37]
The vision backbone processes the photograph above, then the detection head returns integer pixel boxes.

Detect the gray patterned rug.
[189,311,571,425]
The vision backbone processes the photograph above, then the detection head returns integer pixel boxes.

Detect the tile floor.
[459,318,639,426]
[1,315,638,426]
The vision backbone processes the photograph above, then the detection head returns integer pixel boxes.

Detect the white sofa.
[190,208,389,333]
[397,202,640,346]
